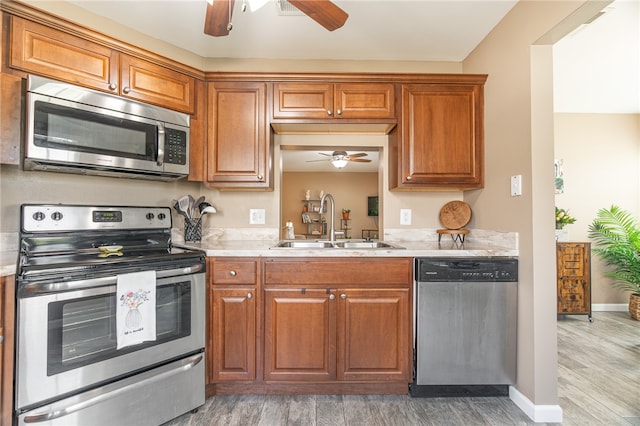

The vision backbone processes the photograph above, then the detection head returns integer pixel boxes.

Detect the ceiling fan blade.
[204,0,235,37]
[287,0,349,31]
[349,158,372,163]
[347,153,368,158]
[317,152,333,157]
[306,159,331,163]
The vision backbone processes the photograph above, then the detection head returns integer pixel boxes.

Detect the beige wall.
[282,172,379,239]
[462,0,605,410]
[554,113,640,304]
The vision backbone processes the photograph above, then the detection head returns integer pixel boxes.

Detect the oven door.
[15,270,205,411]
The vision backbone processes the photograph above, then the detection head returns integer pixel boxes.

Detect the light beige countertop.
[1,250,18,277]
[176,239,518,258]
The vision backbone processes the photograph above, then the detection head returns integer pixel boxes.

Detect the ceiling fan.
[307,151,372,169]
[204,0,349,37]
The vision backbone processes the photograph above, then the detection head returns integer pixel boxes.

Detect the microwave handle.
[157,122,165,166]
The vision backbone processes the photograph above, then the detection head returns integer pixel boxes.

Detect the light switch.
[511,175,522,196]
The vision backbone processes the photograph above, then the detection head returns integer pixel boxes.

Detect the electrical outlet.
[400,209,412,225]
[511,175,522,196]
[249,209,265,224]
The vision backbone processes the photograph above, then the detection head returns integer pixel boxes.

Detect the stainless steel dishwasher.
[410,257,518,397]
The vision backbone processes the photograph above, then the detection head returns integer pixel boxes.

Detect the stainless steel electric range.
[15,204,206,426]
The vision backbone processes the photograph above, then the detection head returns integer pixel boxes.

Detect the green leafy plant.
[342,208,350,214]
[588,205,640,294]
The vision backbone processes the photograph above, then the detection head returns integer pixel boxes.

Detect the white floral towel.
[116,270,157,349]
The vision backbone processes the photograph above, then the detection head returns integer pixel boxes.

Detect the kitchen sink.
[270,240,405,249]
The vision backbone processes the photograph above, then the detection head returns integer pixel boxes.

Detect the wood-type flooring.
[165,312,639,425]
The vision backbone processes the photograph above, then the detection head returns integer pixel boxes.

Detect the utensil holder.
[184,218,202,242]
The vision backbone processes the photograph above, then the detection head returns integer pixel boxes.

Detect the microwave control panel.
[166,129,188,165]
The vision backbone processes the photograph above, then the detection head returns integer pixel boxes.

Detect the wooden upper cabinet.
[206,81,272,190]
[119,55,194,114]
[390,82,485,190]
[9,16,195,114]
[272,82,395,120]
[10,16,118,91]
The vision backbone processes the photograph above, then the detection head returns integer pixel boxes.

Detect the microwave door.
[26,94,165,174]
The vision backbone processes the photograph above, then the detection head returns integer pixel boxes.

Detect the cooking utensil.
[187,195,195,217]
[177,195,191,218]
[193,196,205,216]
[173,200,189,220]
[198,202,217,216]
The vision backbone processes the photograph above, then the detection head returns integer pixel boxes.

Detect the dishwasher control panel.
[416,257,518,282]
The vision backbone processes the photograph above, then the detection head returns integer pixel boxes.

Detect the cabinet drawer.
[211,260,257,285]
[264,258,412,287]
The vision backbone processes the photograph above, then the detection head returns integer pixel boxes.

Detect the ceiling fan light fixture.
[331,158,349,169]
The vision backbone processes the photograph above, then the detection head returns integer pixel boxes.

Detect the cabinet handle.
[406,176,412,181]
[108,83,117,91]
[229,270,237,277]
[122,87,131,94]
[257,175,263,180]
[329,294,335,300]
[327,109,333,116]
[340,293,347,299]
[247,292,253,299]
[336,109,342,115]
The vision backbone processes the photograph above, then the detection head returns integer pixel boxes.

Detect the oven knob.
[146,213,155,220]
[157,213,166,221]
[32,211,45,221]
[51,211,63,221]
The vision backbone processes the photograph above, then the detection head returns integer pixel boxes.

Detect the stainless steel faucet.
[319,193,336,242]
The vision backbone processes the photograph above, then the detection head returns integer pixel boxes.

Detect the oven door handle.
[21,352,204,423]
[21,263,204,295]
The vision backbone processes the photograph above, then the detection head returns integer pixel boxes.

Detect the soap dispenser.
[285,220,295,240]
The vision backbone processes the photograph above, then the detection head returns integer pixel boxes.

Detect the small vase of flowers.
[555,207,577,230]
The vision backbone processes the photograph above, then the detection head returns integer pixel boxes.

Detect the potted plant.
[588,205,640,320]
[555,206,576,229]
[342,208,350,220]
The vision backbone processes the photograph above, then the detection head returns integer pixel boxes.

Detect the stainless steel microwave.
[24,75,190,181]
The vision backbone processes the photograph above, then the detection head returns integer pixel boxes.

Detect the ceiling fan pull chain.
[227,0,233,31]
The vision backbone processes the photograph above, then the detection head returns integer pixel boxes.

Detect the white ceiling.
[66,0,518,62]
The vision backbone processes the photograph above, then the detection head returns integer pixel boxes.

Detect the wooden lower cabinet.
[556,242,592,321]
[337,288,409,382]
[264,288,337,381]
[207,258,259,387]
[210,288,256,382]
[1,275,15,426]
[208,257,412,396]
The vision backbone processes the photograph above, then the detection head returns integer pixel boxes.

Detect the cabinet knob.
[108,83,117,91]
[229,270,237,277]
[122,86,131,94]
[257,174,263,180]
[336,109,342,115]
[327,109,333,116]
[406,176,412,181]
[340,293,347,299]
[247,292,253,299]
[329,294,335,300]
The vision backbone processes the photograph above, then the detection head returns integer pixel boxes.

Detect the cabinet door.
[210,288,256,382]
[264,288,336,381]
[10,16,118,92]
[337,288,410,381]
[334,83,395,119]
[206,82,271,189]
[120,55,195,114]
[392,83,484,189]
[272,82,333,119]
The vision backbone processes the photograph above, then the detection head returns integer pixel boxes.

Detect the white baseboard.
[509,386,563,423]
[592,303,627,312]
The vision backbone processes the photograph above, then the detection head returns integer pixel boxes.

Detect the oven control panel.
[21,204,173,232]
